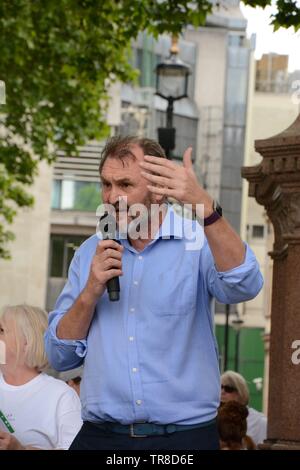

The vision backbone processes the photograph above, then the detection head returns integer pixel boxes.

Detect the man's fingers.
[104,269,123,282]
[143,155,176,169]
[102,248,122,260]
[103,258,122,271]
[139,160,174,177]
[146,184,177,198]
[141,171,176,189]
[96,240,123,254]
[183,147,193,170]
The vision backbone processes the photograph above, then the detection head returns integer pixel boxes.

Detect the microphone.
[98,212,120,302]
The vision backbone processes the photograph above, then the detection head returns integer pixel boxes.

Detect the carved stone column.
[242,115,300,450]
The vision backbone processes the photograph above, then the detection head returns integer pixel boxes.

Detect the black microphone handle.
[106,238,121,301]
[107,276,120,302]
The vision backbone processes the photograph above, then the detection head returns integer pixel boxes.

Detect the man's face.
[100,144,159,231]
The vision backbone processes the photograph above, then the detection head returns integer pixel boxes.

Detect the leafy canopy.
[0,0,299,258]
[0,0,212,258]
[243,1,300,31]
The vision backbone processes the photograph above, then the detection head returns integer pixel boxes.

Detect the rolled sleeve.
[44,252,88,371]
[203,242,264,304]
[44,315,87,371]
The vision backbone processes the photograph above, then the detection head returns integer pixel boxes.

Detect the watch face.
[215,202,222,217]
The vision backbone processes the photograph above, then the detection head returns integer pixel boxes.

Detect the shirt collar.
[156,204,185,240]
[115,203,186,247]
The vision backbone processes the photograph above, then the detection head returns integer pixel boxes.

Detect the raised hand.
[140,147,213,216]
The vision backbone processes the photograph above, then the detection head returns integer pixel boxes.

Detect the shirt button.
[132,367,138,373]
[130,308,135,313]
[136,400,142,405]
[129,336,134,342]
[138,256,143,260]
[133,281,138,286]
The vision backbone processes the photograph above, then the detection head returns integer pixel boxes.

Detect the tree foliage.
[0,0,299,258]
[0,0,212,258]
[74,183,102,212]
[243,0,300,31]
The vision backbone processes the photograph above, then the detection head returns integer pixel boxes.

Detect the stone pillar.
[242,115,300,450]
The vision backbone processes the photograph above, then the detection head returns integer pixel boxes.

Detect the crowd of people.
[0,304,266,451]
[1,136,265,450]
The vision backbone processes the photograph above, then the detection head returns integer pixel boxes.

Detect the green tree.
[244,1,300,31]
[0,0,212,258]
[74,183,102,212]
[0,0,299,258]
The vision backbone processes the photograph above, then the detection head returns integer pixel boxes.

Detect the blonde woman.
[221,371,267,446]
[0,305,82,450]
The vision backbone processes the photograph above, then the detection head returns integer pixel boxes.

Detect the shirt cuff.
[49,314,87,358]
[215,243,257,282]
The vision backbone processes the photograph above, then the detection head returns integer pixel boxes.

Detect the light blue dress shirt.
[45,206,263,425]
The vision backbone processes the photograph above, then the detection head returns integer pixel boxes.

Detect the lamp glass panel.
[157,71,186,98]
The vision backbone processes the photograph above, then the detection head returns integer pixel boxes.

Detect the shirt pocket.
[145,253,197,316]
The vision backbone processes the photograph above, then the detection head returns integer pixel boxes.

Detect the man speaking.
[45,135,263,450]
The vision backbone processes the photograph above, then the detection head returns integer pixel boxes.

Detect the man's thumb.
[183,147,193,169]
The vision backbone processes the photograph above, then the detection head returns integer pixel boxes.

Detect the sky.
[240,3,300,72]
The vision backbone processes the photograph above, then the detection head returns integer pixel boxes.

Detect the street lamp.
[231,317,244,372]
[155,36,190,159]
[223,304,231,371]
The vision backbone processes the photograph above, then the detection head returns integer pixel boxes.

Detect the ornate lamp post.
[155,36,190,159]
[231,317,244,372]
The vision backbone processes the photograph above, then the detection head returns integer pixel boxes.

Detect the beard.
[114,196,166,240]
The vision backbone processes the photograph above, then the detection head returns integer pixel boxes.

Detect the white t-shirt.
[0,372,82,449]
[247,407,267,446]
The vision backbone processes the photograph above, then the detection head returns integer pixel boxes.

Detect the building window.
[49,235,87,278]
[252,225,265,239]
[51,180,101,212]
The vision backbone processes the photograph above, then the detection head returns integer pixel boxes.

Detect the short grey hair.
[99,135,166,174]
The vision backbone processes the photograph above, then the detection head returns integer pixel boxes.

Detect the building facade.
[0,0,269,408]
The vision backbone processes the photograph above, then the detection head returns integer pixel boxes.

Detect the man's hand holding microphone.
[85,239,123,301]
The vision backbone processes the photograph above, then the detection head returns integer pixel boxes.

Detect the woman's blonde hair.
[221,370,249,406]
[0,305,48,371]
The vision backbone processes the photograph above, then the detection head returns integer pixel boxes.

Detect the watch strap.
[204,201,222,226]
[204,211,221,226]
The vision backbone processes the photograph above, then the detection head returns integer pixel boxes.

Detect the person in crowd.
[59,367,83,397]
[221,370,267,446]
[45,135,263,450]
[0,305,82,450]
[217,401,256,450]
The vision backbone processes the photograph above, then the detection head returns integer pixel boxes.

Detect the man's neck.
[129,203,168,252]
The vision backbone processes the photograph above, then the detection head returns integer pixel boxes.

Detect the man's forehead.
[101,158,136,176]
[107,144,144,163]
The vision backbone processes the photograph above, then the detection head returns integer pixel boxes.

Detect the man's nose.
[105,186,121,205]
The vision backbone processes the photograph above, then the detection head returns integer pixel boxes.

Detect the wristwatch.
[204,200,223,226]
